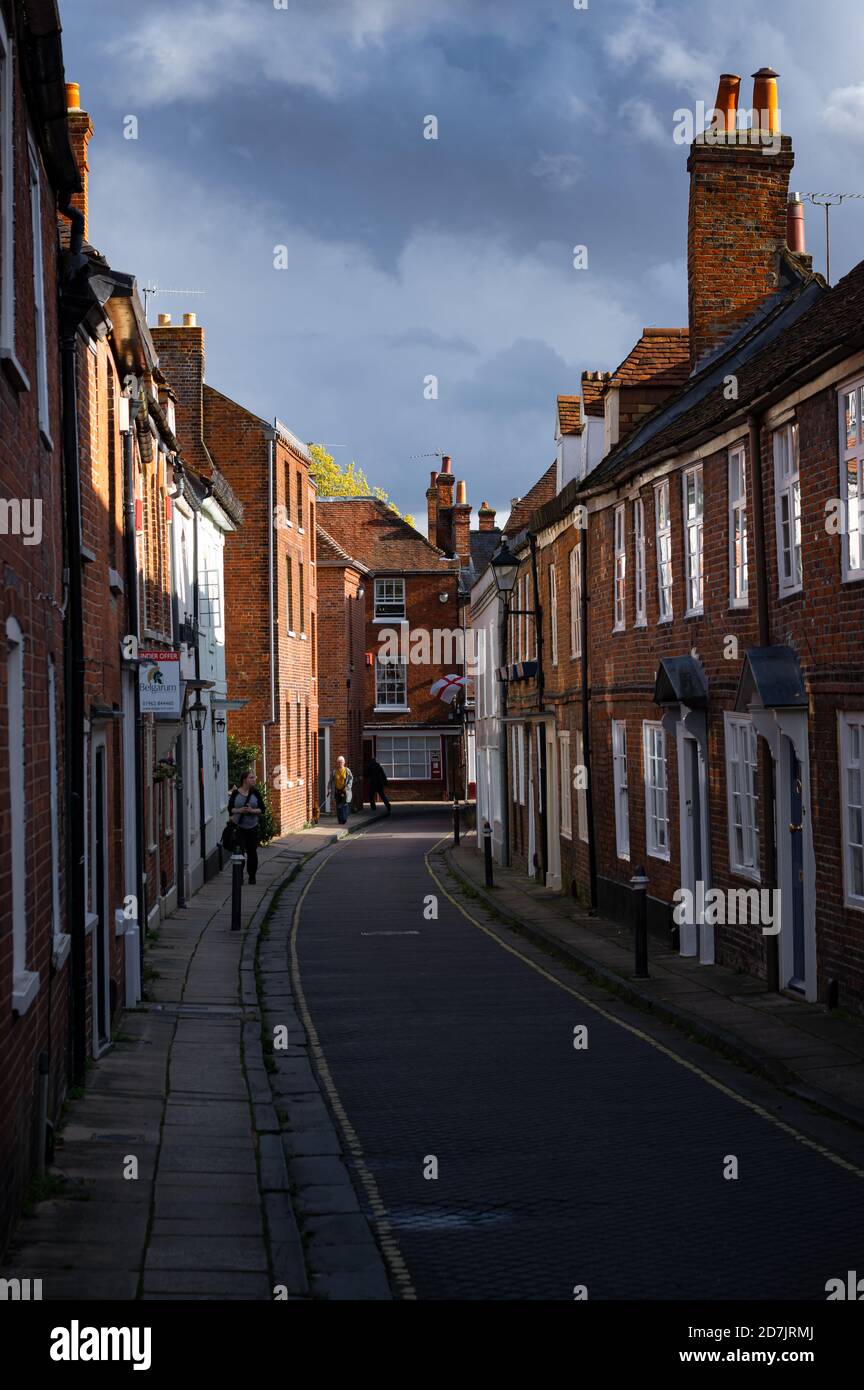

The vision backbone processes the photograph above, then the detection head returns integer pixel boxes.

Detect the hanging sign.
[138,650,181,715]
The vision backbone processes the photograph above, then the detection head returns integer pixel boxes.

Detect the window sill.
[728,601,749,612]
[0,346,31,394]
[40,427,54,452]
[373,615,407,625]
[777,585,803,601]
[561,828,572,841]
[12,970,40,1017]
[684,609,704,620]
[374,706,410,714]
[613,625,626,635]
[730,865,761,885]
[300,632,307,641]
[616,850,631,863]
[657,616,674,626]
[52,933,72,970]
[634,619,647,630]
[84,912,99,937]
[288,630,296,638]
[841,571,864,586]
[647,848,671,863]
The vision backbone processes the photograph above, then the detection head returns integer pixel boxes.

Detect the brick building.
[0,0,79,1252]
[151,313,318,833]
[316,523,369,807]
[495,67,864,1012]
[318,470,465,803]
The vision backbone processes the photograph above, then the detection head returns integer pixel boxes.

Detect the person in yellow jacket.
[327,756,354,825]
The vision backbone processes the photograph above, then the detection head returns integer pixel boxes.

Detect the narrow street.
[296,808,864,1301]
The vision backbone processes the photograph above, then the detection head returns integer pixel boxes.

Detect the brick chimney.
[435,455,455,551]
[426,469,439,544]
[151,314,209,474]
[452,479,472,566]
[61,82,93,245]
[478,501,496,533]
[687,68,795,372]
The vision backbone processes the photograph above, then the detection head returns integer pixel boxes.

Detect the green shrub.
[227,734,278,844]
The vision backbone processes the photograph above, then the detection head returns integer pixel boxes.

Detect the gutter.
[580,528,598,910]
[263,427,278,783]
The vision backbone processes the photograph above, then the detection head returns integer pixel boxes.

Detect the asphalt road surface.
[294,807,864,1301]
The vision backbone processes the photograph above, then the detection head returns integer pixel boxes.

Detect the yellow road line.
[290,845,418,1300]
[426,836,864,1181]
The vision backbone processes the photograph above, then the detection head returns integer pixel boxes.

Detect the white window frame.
[558,731,572,840]
[28,134,50,443]
[7,617,39,1013]
[643,721,670,861]
[612,719,630,861]
[0,11,23,378]
[724,713,760,881]
[374,655,408,710]
[839,713,864,910]
[613,503,626,632]
[633,498,646,627]
[683,465,704,616]
[517,725,526,805]
[576,730,588,843]
[773,422,802,596]
[569,545,582,657]
[839,381,864,582]
[374,576,406,620]
[549,563,558,666]
[376,734,441,781]
[655,479,673,622]
[728,445,749,608]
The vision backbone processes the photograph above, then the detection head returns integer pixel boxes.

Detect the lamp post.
[188,693,207,734]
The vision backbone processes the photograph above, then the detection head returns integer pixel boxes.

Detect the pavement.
[448,828,864,1131]
[0,806,392,1301]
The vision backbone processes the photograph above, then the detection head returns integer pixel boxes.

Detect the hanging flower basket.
[153,758,178,785]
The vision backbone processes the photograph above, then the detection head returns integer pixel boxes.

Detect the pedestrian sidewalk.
[445,833,864,1130]
[0,808,384,1301]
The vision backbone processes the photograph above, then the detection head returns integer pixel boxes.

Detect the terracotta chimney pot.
[712,74,741,133]
[752,67,780,134]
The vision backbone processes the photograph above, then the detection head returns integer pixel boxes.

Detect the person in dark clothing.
[228,769,264,883]
[364,756,391,814]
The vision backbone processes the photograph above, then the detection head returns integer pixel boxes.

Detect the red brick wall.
[0,10,69,1251]
[317,562,365,800]
[687,134,794,370]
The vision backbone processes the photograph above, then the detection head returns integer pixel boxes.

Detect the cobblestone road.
[295,808,864,1301]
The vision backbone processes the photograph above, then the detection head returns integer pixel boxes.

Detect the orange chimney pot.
[713,74,741,132]
[65,82,81,112]
[752,68,780,135]
[455,480,467,505]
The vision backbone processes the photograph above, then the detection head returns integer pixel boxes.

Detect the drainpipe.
[121,390,146,985]
[581,523,597,909]
[748,411,779,992]
[262,428,278,784]
[529,534,548,881]
[58,196,88,1083]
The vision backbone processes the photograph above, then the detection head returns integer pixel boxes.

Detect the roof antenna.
[803,192,864,286]
[142,282,206,320]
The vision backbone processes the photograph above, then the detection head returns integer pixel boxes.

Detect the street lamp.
[214,713,227,734]
[490,540,520,596]
[187,693,207,733]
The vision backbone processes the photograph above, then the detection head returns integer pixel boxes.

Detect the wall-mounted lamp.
[214,714,227,734]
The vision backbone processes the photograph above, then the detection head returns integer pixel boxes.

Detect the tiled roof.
[504,462,558,537]
[581,372,610,418]
[609,328,690,389]
[316,524,369,571]
[317,498,459,573]
[557,395,582,436]
[528,257,834,527]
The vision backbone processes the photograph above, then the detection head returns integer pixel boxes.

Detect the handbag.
[220,818,240,853]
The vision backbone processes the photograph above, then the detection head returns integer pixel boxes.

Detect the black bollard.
[231,851,245,931]
[452,797,460,847]
[483,820,494,888]
[631,866,649,978]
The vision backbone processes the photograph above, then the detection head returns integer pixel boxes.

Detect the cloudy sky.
[64,0,864,525]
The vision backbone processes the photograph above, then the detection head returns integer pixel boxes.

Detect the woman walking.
[328,756,353,825]
[228,769,265,884]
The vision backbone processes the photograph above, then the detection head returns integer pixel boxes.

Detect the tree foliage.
[309,443,415,529]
